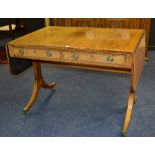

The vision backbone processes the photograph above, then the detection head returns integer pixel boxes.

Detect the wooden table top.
[8,26,144,53]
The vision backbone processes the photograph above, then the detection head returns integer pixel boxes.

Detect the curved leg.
[23,79,41,112]
[41,77,56,89]
[23,61,56,112]
[122,92,136,136]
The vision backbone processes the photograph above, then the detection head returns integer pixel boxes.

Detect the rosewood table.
[6,26,145,136]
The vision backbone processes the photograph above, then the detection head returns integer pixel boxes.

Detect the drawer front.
[12,48,131,68]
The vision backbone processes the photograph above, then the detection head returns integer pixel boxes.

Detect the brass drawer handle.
[19,49,24,55]
[73,54,79,61]
[47,51,52,57]
[107,56,113,62]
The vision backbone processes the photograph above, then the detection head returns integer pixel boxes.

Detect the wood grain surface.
[51,18,150,57]
[8,26,144,53]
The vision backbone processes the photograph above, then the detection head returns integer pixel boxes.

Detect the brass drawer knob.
[19,49,24,55]
[107,56,113,62]
[73,54,79,61]
[47,51,52,57]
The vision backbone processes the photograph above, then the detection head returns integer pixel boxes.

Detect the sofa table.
[6,26,145,136]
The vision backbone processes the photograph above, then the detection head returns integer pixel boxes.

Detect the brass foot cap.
[122,129,127,137]
[145,57,149,61]
[23,107,29,113]
[52,82,56,86]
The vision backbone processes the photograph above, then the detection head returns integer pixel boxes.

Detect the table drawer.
[12,48,131,68]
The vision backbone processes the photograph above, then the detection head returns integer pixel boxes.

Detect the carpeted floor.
[0,51,155,137]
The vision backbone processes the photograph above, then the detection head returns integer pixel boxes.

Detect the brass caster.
[52,82,56,88]
[122,129,127,137]
[23,107,29,113]
[145,57,149,61]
